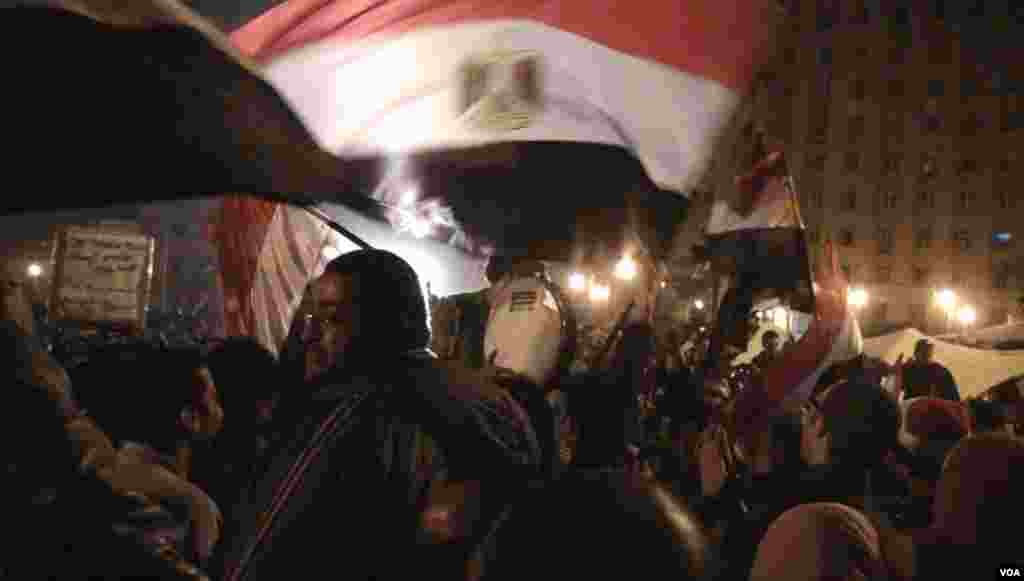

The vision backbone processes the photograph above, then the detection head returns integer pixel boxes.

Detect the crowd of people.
[5,250,1023,580]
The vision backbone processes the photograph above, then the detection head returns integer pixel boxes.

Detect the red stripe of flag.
[232,0,775,92]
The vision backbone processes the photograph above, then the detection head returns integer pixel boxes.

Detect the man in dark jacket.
[902,339,960,401]
[217,250,539,581]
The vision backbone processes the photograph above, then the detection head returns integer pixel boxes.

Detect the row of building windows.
[804,151,1016,181]
[784,1,997,32]
[802,109,1021,146]
[821,261,1014,290]
[807,228,1015,255]
[802,189,1016,212]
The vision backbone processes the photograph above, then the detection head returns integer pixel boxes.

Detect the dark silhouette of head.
[319,249,430,362]
[206,337,280,428]
[487,471,708,579]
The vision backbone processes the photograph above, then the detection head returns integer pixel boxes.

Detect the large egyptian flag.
[701,149,815,364]
[697,147,861,443]
[213,0,780,352]
[705,150,815,314]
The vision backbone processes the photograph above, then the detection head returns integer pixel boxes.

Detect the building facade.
[702,0,1023,335]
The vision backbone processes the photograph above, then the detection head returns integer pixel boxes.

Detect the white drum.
[484,275,572,386]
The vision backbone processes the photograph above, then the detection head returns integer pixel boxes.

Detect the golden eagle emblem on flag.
[457,50,542,132]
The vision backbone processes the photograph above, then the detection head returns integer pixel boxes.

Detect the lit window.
[993,232,1014,249]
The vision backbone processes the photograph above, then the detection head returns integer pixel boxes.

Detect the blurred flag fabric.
[212,0,779,352]
[732,238,863,445]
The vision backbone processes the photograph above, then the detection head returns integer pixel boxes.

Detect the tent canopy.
[863,328,1024,399]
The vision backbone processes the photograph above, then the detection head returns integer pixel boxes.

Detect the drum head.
[485,276,567,386]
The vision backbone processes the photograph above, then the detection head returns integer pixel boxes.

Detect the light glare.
[957,305,977,325]
[589,283,610,302]
[569,272,586,291]
[614,254,637,280]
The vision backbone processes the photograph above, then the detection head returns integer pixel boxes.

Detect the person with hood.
[750,502,888,581]
[910,433,1024,578]
[217,249,539,581]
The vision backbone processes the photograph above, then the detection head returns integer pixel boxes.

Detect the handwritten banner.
[53,226,154,326]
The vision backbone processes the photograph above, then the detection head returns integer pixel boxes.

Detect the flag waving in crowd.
[699,144,861,444]
[214,0,780,352]
[701,148,815,371]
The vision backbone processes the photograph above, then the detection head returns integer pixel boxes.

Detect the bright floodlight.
[957,305,977,326]
[614,254,637,280]
[401,188,418,207]
[408,217,432,238]
[934,288,957,311]
[660,281,667,288]
[568,272,586,291]
[848,287,869,309]
[589,283,610,302]
[27,263,43,278]
[694,299,705,310]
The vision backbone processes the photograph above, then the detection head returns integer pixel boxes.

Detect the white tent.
[863,328,1024,399]
[965,322,1024,346]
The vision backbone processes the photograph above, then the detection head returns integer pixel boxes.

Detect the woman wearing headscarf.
[910,433,1024,578]
[892,397,971,528]
[750,502,888,581]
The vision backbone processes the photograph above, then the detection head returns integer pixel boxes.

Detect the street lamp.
[934,288,958,333]
[957,305,976,329]
[848,287,869,311]
[589,283,610,303]
[614,254,637,281]
[568,272,587,292]
[27,263,43,278]
[694,299,705,311]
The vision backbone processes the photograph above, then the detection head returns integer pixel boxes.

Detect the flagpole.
[304,206,374,250]
[783,160,818,321]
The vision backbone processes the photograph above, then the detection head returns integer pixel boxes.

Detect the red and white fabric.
[215,0,778,349]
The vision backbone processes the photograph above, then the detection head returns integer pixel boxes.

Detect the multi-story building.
[678,1,1023,336]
